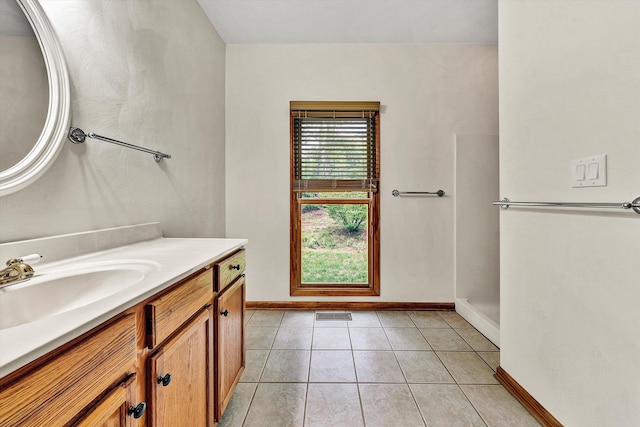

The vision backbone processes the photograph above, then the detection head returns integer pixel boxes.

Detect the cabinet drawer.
[0,314,136,427]
[147,269,213,348]
[214,249,245,292]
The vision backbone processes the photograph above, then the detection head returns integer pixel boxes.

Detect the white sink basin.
[0,260,160,330]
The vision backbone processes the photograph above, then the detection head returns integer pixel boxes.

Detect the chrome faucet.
[0,254,42,288]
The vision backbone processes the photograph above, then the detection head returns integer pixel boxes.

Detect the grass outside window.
[301,202,368,284]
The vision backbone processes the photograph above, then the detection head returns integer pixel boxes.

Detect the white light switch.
[571,155,607,187]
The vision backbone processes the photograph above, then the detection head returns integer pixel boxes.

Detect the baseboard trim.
[496,366,563,427]
[245,301,455,311]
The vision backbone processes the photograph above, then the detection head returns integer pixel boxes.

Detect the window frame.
[289,101,380,297]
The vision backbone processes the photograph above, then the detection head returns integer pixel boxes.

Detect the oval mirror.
[0,0,70,196]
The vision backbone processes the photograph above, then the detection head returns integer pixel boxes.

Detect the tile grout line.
[241,310,282,426]
[405,312,442,426]
[347,321,368,427]
[301,380,310,427]
[239,382,259,427]
[306,310,321,426]
[383,311,428,426]
[457,384,491,427]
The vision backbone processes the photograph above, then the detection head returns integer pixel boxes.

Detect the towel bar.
[68,127,171,162]
[493,196,640,215]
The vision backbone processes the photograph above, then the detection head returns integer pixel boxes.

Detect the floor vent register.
[315,312,352,321]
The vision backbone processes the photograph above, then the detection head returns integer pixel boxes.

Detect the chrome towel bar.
[392,189,445,197]
[68,127,171,162]
[391,190,444,197]
[493,196,640,215]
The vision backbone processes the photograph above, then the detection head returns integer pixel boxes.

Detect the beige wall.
[455,134,499,323]
[225,44,498,302]
[0,0,226,242]
[499,1,640,425]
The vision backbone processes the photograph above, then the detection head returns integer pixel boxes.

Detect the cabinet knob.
[221,309,229,317]
[230,264,241,270]
[158,373,172,387]
[128,402,146,419]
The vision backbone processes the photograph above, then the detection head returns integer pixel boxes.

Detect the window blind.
[291,102,379,192]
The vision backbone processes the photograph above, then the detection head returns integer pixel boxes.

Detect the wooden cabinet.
[147,308,213,427]
[0,314,137,427]
[0,247,246,427]
[73,374,140,427]
[215,276,245,420]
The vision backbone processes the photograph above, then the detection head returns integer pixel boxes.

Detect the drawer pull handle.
[230,264,241,270]
[221,309,229,317]
[158,373,172,387]
[128,402,147,418]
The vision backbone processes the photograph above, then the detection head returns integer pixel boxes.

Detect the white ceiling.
[197,0,498,44]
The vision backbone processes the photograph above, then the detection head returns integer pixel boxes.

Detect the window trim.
[289,101,380,297]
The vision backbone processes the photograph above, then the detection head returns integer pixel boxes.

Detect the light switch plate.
[571,155,606,187]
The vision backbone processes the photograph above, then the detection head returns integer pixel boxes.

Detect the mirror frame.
[0,0,70,196]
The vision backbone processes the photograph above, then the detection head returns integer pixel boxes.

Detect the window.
[290,101,380,296]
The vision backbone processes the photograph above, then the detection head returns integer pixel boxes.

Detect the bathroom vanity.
[0,224,247,426]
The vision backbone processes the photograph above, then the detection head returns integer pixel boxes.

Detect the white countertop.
[0,236,247,378]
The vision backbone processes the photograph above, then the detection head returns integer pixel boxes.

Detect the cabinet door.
[0,315,136,427]
[147,308,213,427]
[215,276,245,420]
[73,375,141,427]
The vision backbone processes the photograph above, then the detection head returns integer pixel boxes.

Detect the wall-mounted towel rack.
[392,189,445,197]
[493,196,640,215]
[68,127,171,162]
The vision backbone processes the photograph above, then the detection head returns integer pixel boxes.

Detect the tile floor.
[218,310,540,427]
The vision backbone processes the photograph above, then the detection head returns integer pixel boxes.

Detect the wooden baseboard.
[245,301,455,311]
[495,366,563,427]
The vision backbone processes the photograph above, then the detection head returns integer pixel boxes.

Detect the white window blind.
[291,102,379,192]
